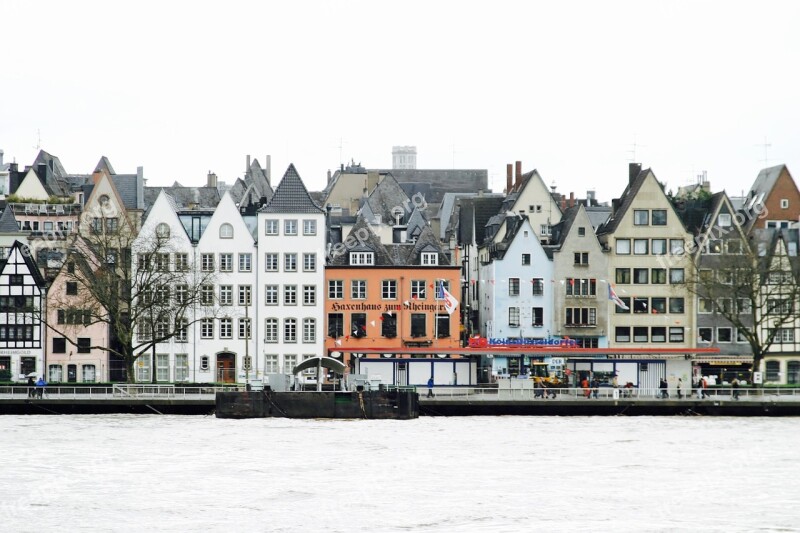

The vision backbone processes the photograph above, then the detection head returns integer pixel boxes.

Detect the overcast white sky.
[2,1,798,202]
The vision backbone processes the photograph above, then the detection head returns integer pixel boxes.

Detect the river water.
[1,415,797,532]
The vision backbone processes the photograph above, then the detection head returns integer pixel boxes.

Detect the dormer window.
[350,252,374,266]
[421,252,438,266]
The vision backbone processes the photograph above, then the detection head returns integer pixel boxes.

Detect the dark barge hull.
[215,390,419,419]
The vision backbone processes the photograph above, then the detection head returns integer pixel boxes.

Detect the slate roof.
[375,169,488,204]
[364,173,411,223]
[550,206,580,246]
[456,196,505,245]
[144,186,220,211]
[94,156,116,175]
[111,174,140,210]
[749,165,786,198]
[673,193,723,236]
[260,164,323,214]
[0,208,21,234]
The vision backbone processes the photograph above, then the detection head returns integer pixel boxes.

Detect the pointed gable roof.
[0,208,21,234]
[3,240,46,288]
[260,164,323,214]
[94,156,116,175]
[749,164,788,198]
[365,172,411,223]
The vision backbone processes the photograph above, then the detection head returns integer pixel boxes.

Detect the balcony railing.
[10,203,82,217]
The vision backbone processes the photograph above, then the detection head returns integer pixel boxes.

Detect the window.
[737,298,752,314]
[239,254,252,272]
[284,219,297,235]
[155,354,169,382]
[200,356,210,371]
[718,270,734,285]
[633,327,648,343]
[175,354,189,382]
[718,213,732,227]
[265,219,278,235]
[421,252,438,266]
[436,314,450,337]
[766,361,780,382]
[303,285,316,305]
[411,313,427,337]
[175,318,188,342]
[540,224,552,236]
[565,307,596,326]
[153,253,169,272]
[781,199,789,209]
[521,254,531,265]
[699,328,713,342]
[328,313,344,338]
[411,280,426,300]
[508,307,520,327]
[651,298,667,314]
[303,318,316,343]
[136,356,151,382]
[616,268,631,284]
[219,285,233,305]
[239,318,251,339]
[66,282,78,295]
[265,253,278,271]
[767,299,793,315]
[651,239,667,256]
[282,354,296,375]
[633,268,648,284]
[615,297,631,313]
[77,338,91,354]
[616,239,631,255]
[303,253,316,272]
[669,327,684,343]
[652,210,667,226]
[633,239,649,255]
[284,253,297,272]
[175,253,189,271]
[303,219,317,235]
[531,307,543,326]
[201,285,214,306]
[174,285,188,305]
[615,327,630,342]
[328,280,343,299]
[717,328,732,343]
[633,210,649,225]
[264,318,278,342]
[669,298,685,314]
[263,285,278,305]
[669,269,685,284]
[284,318,297,342]
[352,280,368,300]
[633,297,649,314]
[651,327,666,343]
[219,318,233,339]
[238,285,252,306]
[201,318,214,339]
[707,239,723,254]
[380,313,397,337]
[727,239,742,254]
[138,321,153,341]
[509,278,520,296]
[350,252,374,265]
[578,227,586,236]
[351,313,367,338]
[219,223,233,239]
[201,253,214,272]
[382,280,397,299]
[532,278,544,296]
[574,252,589,265]
[566,278,597,297]
[264,354,279,373]
[284,285,297,305]
[49,364,63,383]
[698,298,713,313]
[651,268,666,284]
[53,337,66,354]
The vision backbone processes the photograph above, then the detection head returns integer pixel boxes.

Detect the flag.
[608,284,629,310]
[439,282,459,315]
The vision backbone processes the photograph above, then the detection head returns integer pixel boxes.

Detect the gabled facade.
[257,165,326,382]
[742,165,800,232]
[551,205,609,348]
[0,241,46,382]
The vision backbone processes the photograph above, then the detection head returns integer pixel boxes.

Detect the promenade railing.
[418,386,800,401]
[0,384,244,400]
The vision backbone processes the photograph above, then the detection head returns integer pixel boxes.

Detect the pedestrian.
[731,377,740,400]
[27,376,35,398]
[701,376,709,399]
[534,377,545,399]
[581,377,590,398]
[590,377,600,399]
[35,376,47,399]
[677,378,683,399]
[426,377,434,398]
[659,378,669,399]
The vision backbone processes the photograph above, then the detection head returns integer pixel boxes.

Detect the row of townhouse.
[454,162,800,385]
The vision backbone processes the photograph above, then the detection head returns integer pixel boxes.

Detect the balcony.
[10,203,82,217]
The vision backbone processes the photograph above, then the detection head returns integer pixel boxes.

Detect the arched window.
[787,361,800,385]
[220,223,233,239]
[156,223,170,239]
[765,361,780,383]
[98,194,110,206]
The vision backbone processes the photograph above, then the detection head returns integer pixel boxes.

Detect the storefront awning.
[693,356,753,365]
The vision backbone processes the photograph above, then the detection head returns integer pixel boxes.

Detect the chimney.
[515,161,522,190]
[366,170,379,192]
[136,166,144,210]
[265,155,271,186]
[92,170,103,184]
[207,171,218,188]
[506,164,513,193]
[246,155,251,175]
[569,192,575,208]
[327,169,333,184]
[629,163,642,185]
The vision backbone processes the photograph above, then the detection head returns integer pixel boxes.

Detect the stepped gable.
[260,164,323,214]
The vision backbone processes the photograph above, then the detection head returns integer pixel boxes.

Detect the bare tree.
[43,201,215,382]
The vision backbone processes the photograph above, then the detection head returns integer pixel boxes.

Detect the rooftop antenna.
[336,137,346,166]
[627,134,645,162]
[756,136,771,167]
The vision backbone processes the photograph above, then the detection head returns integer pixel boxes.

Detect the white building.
[257,165,326,381]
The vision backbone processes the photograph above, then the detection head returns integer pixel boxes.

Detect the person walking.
[731,377,740,400]
[27,376,35,398]
[677,378,683,399]
[590,377,600,399]
[35,376,47,399]
[426,377,434,398]
[581,377,590,398]
[659,378,669,399]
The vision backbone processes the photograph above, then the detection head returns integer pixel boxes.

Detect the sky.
[2,1,799,203]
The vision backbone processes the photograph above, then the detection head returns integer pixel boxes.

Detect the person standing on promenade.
[581,377,590,398]
[677,378,683,399]
[590,377,600,399]
[426,377,434,398]
[731,377,740,400]
[659,378,669,399]
[35,376,47,399]
[701,376,709,399]
[27,376,35,398]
